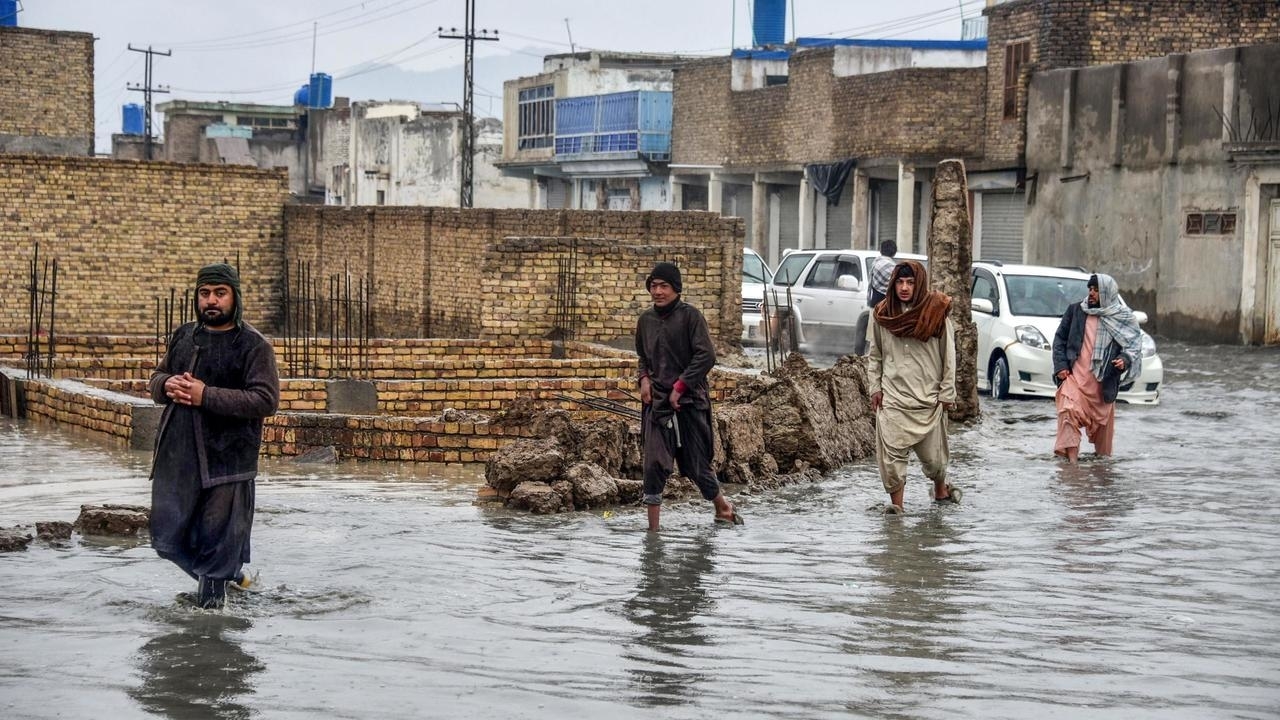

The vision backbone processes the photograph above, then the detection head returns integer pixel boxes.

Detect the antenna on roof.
[564,18,575,54]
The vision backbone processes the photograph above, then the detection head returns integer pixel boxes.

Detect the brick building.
[670,38,987,268]
[0,25,93,157]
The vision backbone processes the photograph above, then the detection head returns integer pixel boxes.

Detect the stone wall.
[983,0,1280,167]
[284,206,745,345]
[0,156,289,335]
[0,26,94,156]
[672,49,986,168]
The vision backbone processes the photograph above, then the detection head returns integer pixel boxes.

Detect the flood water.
[2,341,1278,719]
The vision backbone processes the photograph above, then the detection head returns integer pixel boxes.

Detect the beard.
[201,307,233,326]
[1087,298,1100,308]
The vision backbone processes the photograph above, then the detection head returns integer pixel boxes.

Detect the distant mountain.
[327,47,554,117]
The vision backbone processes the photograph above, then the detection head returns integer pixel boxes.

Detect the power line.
[439,0,498,209]
[126,45,171,160]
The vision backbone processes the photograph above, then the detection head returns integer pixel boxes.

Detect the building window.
[1003,40,1031,120]
[517,84,554,150]
[234,115,296,129]
[376,190,386,206]
[765,74,789,86]
[1185,212,1236,235]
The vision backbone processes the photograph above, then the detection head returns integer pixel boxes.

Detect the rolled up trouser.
[642,405,721,505]
[875,412,949,494]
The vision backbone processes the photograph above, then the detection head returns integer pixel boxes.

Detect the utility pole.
[439,1,498,208]
[127,44,171,161]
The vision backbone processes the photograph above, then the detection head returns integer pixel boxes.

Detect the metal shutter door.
[981,192,1025,263]
[546,179,569,209]
[825,182,853,249]
[874,181,897,247]
[779,185,800,249]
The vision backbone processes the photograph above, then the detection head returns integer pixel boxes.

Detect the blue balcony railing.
[554,90,672,162]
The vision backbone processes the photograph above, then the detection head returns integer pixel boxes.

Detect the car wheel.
[990,355,1011,400]
[853,313,869,355]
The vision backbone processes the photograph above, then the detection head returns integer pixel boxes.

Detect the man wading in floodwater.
[635,262,742,532]
[149,263,279,608]
[867,260,959,514]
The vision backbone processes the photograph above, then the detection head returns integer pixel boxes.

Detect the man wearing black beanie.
[635,261,743,531]
[148,263,280,608]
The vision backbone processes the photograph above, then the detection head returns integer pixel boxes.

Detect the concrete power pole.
[439,0,498,208]
[126,44,171,161]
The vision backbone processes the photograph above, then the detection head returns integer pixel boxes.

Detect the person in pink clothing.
[1050,273,1144,464]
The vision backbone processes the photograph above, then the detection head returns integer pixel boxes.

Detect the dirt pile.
[483,353,877,513]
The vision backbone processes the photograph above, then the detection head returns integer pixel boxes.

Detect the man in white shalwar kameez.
[867,260,959,513]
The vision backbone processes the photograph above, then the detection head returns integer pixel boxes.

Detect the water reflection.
[621,533,714,707]
[1055,459,1135,535]
[857,514,965,693]
[129,613,264,720]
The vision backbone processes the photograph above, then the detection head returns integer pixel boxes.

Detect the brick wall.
[0,26,93,156]
[672,49,986,168]
[19,376,153,447]
[983,0,1280,167]
[0,155,289,335]
[284,206,745,345]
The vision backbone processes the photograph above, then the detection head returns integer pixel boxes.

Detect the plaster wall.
[1023,43,1280,341]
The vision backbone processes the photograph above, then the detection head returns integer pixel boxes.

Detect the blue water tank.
[752,0,786,47]
[0,0,18,27]
[293,84,310,107]
[308,73,332,109]
[122,104,145,135]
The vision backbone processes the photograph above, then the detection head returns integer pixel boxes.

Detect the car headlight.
[1141,332,1157,358]
[1015,324,1050,350]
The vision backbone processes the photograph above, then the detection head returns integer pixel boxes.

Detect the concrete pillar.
[926,159,979,422]
[897,161,916,253]
[670,179,684,210]
[815,192,828,249]
[708,173,723,214]
[799,175,814,250]
[851,169,870,249]
[751,175,768,258]
[768,191,783,266]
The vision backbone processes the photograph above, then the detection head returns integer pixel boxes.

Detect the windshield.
[773,253,813,286]
[743,253,771,284]
[1005,275,1088,317]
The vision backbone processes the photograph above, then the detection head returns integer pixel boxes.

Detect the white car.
[741,248,773,344]
[766,248,926,354]
[970,262,1163,404]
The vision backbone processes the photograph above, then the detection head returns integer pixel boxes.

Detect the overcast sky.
[18,0,985,151]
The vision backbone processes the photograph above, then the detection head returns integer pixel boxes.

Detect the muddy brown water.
[1,340,1278,719]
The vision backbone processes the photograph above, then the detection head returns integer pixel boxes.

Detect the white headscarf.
[1082,273,1143,383]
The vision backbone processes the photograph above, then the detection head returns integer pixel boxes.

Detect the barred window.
[517,85,554,150]
[1185,212,1237,235]
[1003,40,1031,120]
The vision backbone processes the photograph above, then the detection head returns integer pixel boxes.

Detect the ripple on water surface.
[2,342,1279,718]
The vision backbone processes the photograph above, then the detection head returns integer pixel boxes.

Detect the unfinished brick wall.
[0,155,289,336]
[0,26,93,156]
[284,206,745,345]
[672,49,986,168]
[983,0,1280,167]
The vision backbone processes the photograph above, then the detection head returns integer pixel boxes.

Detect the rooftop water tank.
[122,104,145,135]
[752,0,786,47]
[0,0,18,27]
[308,73,333,109]
[294,84,310,107]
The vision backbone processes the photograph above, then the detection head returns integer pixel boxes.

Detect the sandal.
[714,510,745,526]
[933,484,962,504]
